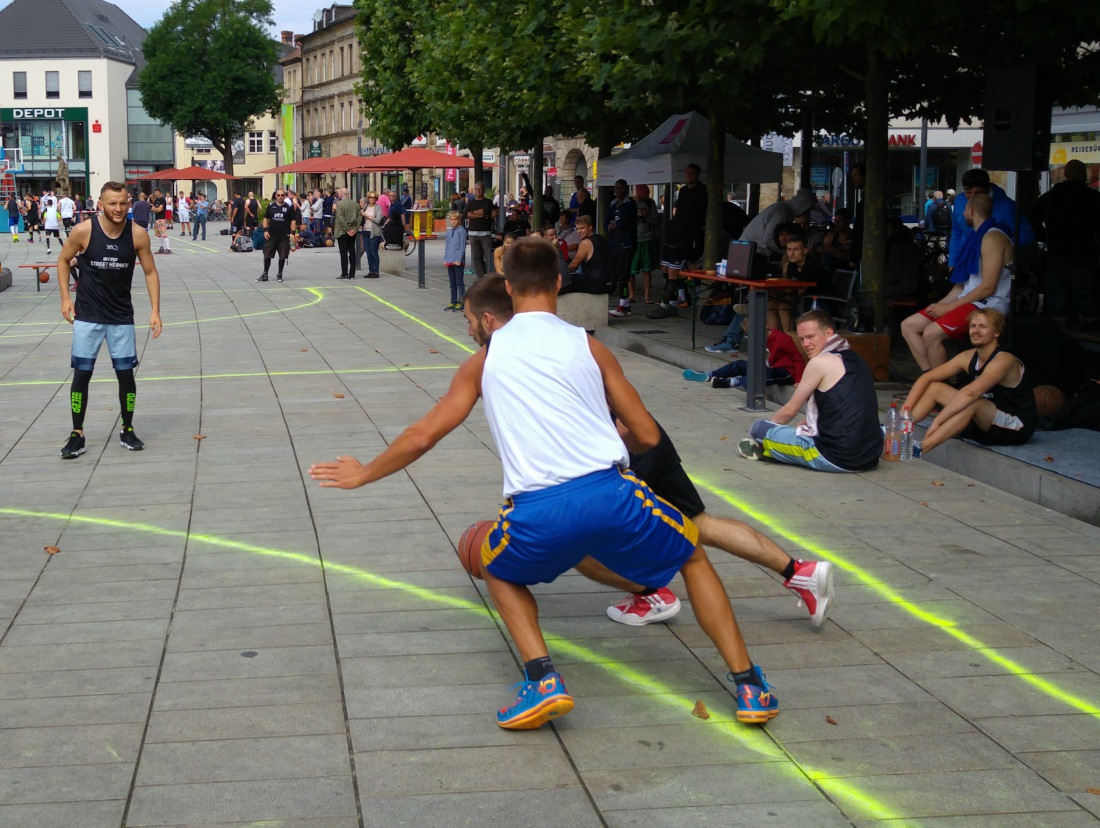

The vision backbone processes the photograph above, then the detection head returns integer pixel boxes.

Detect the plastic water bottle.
[899,406,914,461]
[883,403,900,462]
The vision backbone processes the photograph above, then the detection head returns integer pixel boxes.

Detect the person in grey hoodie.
[740,187,818,260]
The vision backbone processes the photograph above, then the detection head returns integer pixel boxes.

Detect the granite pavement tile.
[3,244,1100,825]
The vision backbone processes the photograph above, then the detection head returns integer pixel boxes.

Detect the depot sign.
[2,107,87,121]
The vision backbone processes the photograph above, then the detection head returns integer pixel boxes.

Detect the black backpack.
[931,202,951,232]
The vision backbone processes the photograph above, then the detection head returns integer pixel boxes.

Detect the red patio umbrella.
[350,147,476,172]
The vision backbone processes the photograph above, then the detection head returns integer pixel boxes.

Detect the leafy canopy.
[140,0,283,173]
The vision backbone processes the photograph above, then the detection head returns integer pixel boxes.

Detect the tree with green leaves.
[577,0,848,266]
[774,0,1100,329]
[139,0,283,176]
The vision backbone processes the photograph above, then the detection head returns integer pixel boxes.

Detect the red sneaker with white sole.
[783,559,834,626]
[606,587,682,626]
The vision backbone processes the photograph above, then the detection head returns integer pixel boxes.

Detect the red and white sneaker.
[608,306,630,318]
[606,587,682,626]
[783,559,834,627]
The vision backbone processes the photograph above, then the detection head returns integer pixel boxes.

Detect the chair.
[801,268,858,329]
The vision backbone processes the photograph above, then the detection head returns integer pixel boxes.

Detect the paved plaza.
[1,231,1099,826]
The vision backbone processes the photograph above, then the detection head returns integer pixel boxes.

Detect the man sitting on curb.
[901,307,1036,457]
[739,310,880,472]
[466,275,835,628]
[683,318,805,389]
[901,192,1014,370]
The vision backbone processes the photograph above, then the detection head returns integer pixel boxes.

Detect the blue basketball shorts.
[482,467,699,587]
[71,320,137,371]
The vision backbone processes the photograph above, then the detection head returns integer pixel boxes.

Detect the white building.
[0,0,173,205]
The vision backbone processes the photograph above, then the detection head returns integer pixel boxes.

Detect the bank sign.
[2,107,88,121]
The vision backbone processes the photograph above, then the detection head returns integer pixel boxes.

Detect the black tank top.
[574,234,613,294]
[967,347,1037,427]
[813,350,882,471]
[76,218,138,325]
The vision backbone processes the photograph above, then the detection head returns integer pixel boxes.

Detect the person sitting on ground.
[739,310,880,472]
[901,192,1013,371]
[901,308,1036,458]
[310,241,784,730]
[684,318,805,388]
[465,275,836,628]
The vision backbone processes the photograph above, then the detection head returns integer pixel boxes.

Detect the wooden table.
[19,262,59,293]
[682,270,816,411]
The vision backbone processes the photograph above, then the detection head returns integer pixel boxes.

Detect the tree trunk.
[596,126,615,235]
[471,142,484,192]
[862,49,888,332]
[531,142,545,230]
[704,108,726,269]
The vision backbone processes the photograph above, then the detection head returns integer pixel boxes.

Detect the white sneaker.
[783,560,834,626]
[608,306,630,318]
[606,587,682,626]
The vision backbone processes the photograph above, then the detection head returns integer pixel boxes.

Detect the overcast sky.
[0,0,320,43]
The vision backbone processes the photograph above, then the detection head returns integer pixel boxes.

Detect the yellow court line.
[0,365,458,388]
[0,288,325,339]
[690,474,1100,719]
[354,285,476,355]
[0,506,905,821]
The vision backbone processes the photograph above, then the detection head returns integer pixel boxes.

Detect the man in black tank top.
[740,310,881,472]
[56,181,163,458]
[902,307,1036,456]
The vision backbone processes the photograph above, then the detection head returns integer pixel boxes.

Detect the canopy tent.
[596,111,783,186]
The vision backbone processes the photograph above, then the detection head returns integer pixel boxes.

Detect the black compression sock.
[732,665,759,688]
[116,369,136,429]
[70,368,93,431]
[524,657,556,681]
[781,559,797,581]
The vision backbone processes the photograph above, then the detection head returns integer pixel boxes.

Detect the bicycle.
[403,231,418,257]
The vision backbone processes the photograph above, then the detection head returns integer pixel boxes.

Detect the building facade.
[0,0,172,208]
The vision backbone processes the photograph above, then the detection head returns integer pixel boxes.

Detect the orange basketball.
[1033,385,1066,419]
[39,271,50,283]
[457,520,493,579]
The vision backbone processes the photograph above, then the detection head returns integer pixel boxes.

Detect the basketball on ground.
[1034,385,1066,419]
[457,520,493,579]
[39,271,49,283]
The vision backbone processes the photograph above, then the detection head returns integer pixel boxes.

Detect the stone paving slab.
[1,236,1099,825]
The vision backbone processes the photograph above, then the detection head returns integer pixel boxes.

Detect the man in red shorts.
[901,193,1013,370]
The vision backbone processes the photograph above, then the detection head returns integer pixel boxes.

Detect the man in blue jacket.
[948,169,1034,272]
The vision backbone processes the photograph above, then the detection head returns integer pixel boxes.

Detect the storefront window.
[68,121,86,161]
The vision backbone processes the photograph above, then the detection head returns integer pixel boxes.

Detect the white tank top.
[959,228,1012,313]
[482,312,629,497]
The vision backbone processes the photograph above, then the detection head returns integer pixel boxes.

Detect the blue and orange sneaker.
[732,667,779,724]
[496,671,574,730]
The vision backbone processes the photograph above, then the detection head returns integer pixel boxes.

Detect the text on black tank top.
[76,218,138,325]
[967,346,1038,426]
